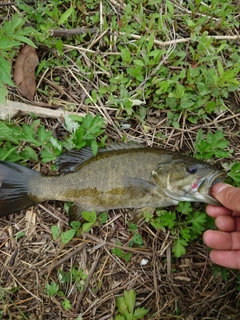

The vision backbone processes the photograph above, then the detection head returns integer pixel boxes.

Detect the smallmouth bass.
[0,144,225,222]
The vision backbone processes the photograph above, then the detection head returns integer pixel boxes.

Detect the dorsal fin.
[55,147,94,174]
[55,142,144,174]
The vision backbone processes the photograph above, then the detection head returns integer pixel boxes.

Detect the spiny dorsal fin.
[55,142,145,174]
[55,147,94,174]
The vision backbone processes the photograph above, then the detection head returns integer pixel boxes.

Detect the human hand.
[203,183,240,269]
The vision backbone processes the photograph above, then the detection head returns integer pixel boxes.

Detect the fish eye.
[187,164,198,174]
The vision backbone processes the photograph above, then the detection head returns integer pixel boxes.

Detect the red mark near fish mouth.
[192,178,201,190]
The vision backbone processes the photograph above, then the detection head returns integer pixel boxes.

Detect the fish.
[0,144,225,222]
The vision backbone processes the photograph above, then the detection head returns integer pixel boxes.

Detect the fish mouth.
[197,171,226,205]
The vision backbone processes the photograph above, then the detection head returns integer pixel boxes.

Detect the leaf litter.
[1,1,240,319]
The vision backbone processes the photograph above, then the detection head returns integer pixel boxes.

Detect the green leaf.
[82,211,96,223]
[112,247,123,258]
[166,0,174,14]
[0,36,21,50]
[58,7,74,25]
[134,59,144,67]
[70,221,81,231]
[60,229,76,245]
[46,281,59,296]
[131,234,143,246]
[99,212,108,223]
[91,139,98,156]
[62,299,71,310]
[23,146,38,162]
[124,289,136,315]
[82,222,94,232]
[228,163,240,183]
[217,60,224,75]
[147,32,155,53]
[16,231,25,239]
[13,35,36,47]
[0,56,15,86]
[37,125,51,143]
[123,253,132,262]
[115,315,125,320]
[116,296,129,319]
[133,307,149,319]
[51,225,59,240]
[173,238,187,257]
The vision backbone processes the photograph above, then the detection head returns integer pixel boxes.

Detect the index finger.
[206,204,232,218]
[211,183,240,213]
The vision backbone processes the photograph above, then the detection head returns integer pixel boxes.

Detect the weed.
[0,286,27,319]
[0,14,37,103]
[0,114,106,163]
[114,289,149,320]
[111,223,144,262]
[150,202,208,257]
[195,129,232,160]
[45,266,88,310]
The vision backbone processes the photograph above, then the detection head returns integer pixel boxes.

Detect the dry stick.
[0,100,87,120]
[81,232,154,256]
[75,249,102,312]
[39,243,86,276]
[8,270,42,302]
[0,2,15,5]
[170,112,240,138]
[118,32,240,46]
[38,204,68,225]
[50,27,98,37]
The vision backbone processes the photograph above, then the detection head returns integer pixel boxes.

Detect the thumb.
[211,183,240,212]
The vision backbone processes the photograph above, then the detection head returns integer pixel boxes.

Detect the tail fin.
[0,161,40,217]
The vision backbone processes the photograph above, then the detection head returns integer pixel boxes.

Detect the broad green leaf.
[116,296,129,319]
[51,225,59,240]
[82,222,94,232]
[14,35,37,47]
[147,32,155,53]
[124,290,136,315]
[24,146,38,162]
[217,60,224,75]
[0,36,21,50]
[91,139,98,156]
[58,7,74,25]
[82,211,96,223]
[0,56,15,86]
[62,299,71,310]
[173,238,187,257]
[134,59,144,67]
[131,234,143,245]
[166,0,174,14]
[46,281,59,296]
[70,221,81,231]
[228,163,240,183]
[60,229,76,245]
[0,82,8,104]
[133,307,149,319]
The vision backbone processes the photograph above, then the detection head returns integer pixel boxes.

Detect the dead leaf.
[14,45,39,101]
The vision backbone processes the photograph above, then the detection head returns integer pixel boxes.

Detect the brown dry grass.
[1,1,240,319]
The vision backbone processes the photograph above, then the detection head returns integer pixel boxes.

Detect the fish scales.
[29,148,174,210]
[0,145,225,220]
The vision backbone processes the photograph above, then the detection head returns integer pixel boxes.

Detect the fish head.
[152,157,226,205]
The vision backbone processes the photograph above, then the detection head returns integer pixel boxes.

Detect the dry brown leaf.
[14,45,39,101]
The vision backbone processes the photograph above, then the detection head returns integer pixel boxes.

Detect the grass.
[0,0,240,319]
